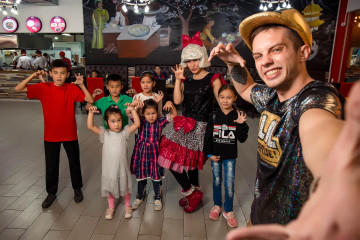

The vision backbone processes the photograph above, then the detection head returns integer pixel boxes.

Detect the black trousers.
[44,140,83,195]
[170,168,199,192]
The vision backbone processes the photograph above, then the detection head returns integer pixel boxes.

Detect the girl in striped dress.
[130,99,177,211]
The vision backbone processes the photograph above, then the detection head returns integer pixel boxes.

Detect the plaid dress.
[130,116,170,181]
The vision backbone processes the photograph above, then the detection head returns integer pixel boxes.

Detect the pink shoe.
[223,211,238,228]
[209,206,222,220]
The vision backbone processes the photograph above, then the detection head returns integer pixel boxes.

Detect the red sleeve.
[211,73,227,87]
[27,83,45,100]
[71,84,86,102]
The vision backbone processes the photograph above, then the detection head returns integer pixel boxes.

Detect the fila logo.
[214,124,236,139]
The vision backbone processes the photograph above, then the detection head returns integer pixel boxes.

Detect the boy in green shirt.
[87,74,132,128]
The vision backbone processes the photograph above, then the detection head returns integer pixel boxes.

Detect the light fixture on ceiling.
[61,33,71,36]
[259,0,291,12]
[354,16,360,28]
[2,6,7,15]
[1,0,21,14]
[10,5,18,14]
[120,0,151,14]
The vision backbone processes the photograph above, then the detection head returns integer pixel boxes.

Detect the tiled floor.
[0,100,258,240]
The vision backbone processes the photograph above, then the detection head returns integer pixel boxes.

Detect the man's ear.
[67,72,70,78]
[299,45,311,62]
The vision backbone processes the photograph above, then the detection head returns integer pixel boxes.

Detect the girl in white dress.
[87,104,140,220]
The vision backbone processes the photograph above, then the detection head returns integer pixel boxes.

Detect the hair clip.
[109,105,119,109]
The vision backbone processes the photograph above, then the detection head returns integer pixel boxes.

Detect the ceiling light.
[259,1,291,12]
[121,0,151,13]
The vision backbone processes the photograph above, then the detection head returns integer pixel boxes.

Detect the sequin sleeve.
[250,84,276,113]
[294,86,345,122]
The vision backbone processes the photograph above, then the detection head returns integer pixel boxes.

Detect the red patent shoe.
[184,189,203,213]
[179,196,188,207]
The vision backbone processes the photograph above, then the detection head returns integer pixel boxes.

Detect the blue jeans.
[211,158,236,213]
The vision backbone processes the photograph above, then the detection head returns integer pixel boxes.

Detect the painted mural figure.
[92,0,109,49]
[112,0,129,26]
[201,18,216,50]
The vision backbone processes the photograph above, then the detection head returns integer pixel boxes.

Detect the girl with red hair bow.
[158,31,226,213]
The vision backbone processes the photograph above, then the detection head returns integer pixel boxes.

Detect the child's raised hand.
[89,106,99,113]
[163,101,174,112]
[132,99,143,109]
[154,91,164,103]
[92,88,103,97]
[73,73,84,85]
[125,102,135,111]
[33,70,48,83]
[171,64,185,80]
[234,110,247,124]
[126,88,137,95]
[210,155,220,162]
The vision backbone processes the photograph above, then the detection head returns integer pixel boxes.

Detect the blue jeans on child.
[211,158,236,213]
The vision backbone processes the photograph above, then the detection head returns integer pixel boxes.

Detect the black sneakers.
[42,194,56,208]
[74,189,83,203]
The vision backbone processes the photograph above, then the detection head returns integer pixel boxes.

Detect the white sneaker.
[105,208,114,220]
[131,198,143,210]
[124,206,132,219]
[154,200,162,211]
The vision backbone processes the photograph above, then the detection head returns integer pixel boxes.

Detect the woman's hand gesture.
[171,64,185,81]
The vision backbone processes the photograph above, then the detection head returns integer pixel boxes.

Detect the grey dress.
[99,126,132,198]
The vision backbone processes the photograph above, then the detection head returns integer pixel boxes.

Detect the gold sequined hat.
[239,9,312,51]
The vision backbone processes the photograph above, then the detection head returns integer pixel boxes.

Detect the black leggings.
[170,168,199,192]
[137,179,162,200]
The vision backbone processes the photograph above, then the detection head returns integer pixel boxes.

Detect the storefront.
[329,0,360,97]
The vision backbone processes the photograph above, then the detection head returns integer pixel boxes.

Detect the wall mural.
[82,0,339,70]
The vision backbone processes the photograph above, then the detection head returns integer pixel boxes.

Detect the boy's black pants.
[44,140,83,195]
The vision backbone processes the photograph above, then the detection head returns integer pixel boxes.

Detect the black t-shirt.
[250,80,345,225]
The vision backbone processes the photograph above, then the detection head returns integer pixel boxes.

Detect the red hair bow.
[182,31,203,49]
[173,116,196,133]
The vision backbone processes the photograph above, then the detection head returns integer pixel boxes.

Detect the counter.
[103,24,161,58]
[0,70,42,99]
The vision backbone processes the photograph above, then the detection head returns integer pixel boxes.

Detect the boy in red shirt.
[15,59,93,208]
